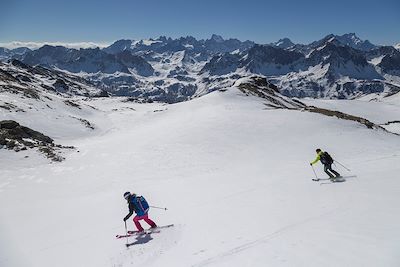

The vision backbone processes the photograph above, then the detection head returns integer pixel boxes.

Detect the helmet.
[123,192,131,200]
[316,148,321,153]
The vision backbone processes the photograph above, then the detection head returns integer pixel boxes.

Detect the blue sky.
[1,0,399,45]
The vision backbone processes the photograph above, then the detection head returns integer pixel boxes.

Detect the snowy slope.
[302,92,400,134]
[1,85,400,266]
[0,60,108,142]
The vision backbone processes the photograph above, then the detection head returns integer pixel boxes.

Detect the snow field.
[1,88,400,266]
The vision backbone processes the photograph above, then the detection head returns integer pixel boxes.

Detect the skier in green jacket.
[310,149,341,179]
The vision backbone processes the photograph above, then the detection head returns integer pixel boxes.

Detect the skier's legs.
[133,215,144,231]
[327,164,341,177]
[324,164,335,178]
[143,214,157,228]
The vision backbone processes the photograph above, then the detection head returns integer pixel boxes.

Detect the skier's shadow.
[126,233,154,247]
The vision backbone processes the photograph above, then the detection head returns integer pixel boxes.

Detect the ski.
[320,177,346,185]
[127,230,143,235]
[127,224,174,234]
[116,231,151,239]
[116,224,174,239]
[313,175,357,182]
[116,233,134,239]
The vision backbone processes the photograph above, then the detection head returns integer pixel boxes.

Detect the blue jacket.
[124,195,150,220]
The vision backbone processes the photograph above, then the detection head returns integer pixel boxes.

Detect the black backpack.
[320,152,334,164]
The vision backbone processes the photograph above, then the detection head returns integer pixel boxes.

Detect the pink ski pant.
[133,214,157,231]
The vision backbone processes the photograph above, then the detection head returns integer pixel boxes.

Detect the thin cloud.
[0,41,111,50]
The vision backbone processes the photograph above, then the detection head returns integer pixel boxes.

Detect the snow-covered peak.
[103,39,134,54]
[138,39,162,46]
[333,33,377,51]
[395,43,400,51]
[342,33,362,44]
[305,33,377,53]
[209,34,224,43]
[271,38,295,49]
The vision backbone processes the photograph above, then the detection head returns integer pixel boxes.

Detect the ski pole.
[124,221,128,245]
[150,205,168,211]
[311,164,319,180]
[334,160,351,171]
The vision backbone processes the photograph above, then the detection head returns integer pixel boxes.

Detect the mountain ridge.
[1,33,399,102]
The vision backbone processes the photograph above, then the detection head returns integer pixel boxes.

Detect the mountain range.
[1,33,399,102]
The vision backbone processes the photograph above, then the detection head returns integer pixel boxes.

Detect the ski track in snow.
[192,208,342,267]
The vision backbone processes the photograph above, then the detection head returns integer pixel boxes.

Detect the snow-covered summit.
[209,34,225,43]
[334,33,376,51]
[271,38,295,49]
[306,33,377,52]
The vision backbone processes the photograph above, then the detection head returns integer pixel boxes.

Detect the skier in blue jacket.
[123,192,157,232]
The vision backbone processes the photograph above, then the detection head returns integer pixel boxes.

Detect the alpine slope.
[1,82,400,266]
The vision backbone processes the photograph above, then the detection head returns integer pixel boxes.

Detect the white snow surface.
[302,95,400,134]
[368,55,385,65]
[1,88,400,267]
[302,97,400,124]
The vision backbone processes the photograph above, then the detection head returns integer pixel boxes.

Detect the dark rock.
[93,90,110,97]
[0,137,6,145]
[237,76,304,109]
[11,59,32,70]
[6,140,16,149]
[54,79,69,92]
[16,74,32,82]
[0,120,63,161]
[0,120,19,129]
[64,100,81,109]
[0,69,18,82]
[21,126,53,143]
[306,106,379,129]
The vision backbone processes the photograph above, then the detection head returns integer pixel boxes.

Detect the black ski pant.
[324,163,340,178]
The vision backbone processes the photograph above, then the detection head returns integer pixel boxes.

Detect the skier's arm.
[310,154,320,165]
[123,203,134,221]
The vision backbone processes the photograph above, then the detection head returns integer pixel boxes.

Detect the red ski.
[116,224,174,239]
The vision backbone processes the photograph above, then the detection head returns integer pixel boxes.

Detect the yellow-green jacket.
[310,151,324,165]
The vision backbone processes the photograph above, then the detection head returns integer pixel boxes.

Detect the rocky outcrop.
[0,120,73,161]
[237,77,305,109]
